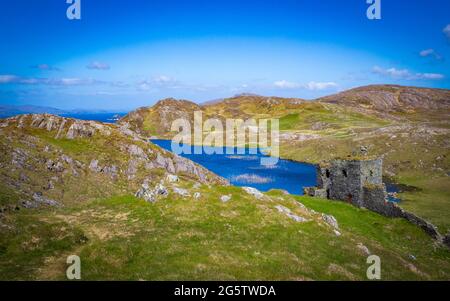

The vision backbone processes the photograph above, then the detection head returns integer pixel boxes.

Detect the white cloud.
[372,66,444,80]
[138,82,152,91]
[274,80,338,90]
[137,75,179,91]
[86,61,110,70]
[419,49,443,60]
[153,75,174,84]
[305,81,338,90]
[444,24,450,39]
[274,80,301,89]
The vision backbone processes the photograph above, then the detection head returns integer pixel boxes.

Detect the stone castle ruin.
[304,158,448,246]
[304,158,393,215]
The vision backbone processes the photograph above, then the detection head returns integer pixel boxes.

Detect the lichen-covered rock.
[357,243,371,256]
[11,148,28,168]
[275,205,308,223]
[173,187,189,197]
[322,214,339,229]
[126,159,139,179]
[135,183,169,203]
[242,187,264,199]
[126,144,148,160]
[220,195,232,203]
[21,192,60,208]
[66,121,96,139]
[166,174,179,183]
[89,159,101,172]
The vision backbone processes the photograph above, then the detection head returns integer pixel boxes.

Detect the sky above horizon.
[1,0,449,111]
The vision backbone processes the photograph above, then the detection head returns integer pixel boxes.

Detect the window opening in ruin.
[326,169,330,178]
[326,189,330,199]
[343,169,348,177]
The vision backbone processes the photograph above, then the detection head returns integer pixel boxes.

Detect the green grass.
[278,104,389,131]
[1,186,449,280]
[396,175,450,234]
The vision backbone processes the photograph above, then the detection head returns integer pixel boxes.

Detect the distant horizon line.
[2,83,449,113]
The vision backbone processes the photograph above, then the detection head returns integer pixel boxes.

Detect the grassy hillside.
[1,186,449,280]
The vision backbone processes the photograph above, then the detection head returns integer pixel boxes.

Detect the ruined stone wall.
[360,159,383,186]
[362,185,403,217]
[304,158,446,246]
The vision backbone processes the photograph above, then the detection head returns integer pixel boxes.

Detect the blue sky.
[0,0,449,111]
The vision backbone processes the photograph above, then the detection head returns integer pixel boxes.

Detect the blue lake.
[151,139,317,195]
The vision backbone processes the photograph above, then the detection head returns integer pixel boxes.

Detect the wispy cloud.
[372,66,444,80]
[0,74,103,86]
[138,75,179,91]
[274,80,338,90]
[86,61,110,70]
[30,64,61,71]
[444,24,450,40]
[274,80,301,89]
[419,49,443,60]
[305,81,338,90]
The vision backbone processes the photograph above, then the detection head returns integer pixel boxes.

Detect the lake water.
[151,139,317,195]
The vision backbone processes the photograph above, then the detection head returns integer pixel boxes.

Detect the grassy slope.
[1,186,449,280]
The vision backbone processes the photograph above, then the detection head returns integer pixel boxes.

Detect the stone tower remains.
[304,157,445,245]
[304,158,387,210]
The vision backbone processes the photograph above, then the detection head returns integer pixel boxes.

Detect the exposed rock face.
[275,205,308,223]
[135,183,169,203]
[173,187,189,197]
[242,187,265,200]
[21,192,60,209]
[322,214,339,230]
[0,114,227,208]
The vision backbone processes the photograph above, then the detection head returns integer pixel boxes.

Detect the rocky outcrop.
[322,214,339,230]
[242,187,265,200]
[119,98,202,136]
[135,183,169,203]
[0,114,227,209]
[275,205,308,223]
[21,192,60,209]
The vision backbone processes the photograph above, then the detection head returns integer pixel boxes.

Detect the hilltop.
[120,98,202,137]
[318,85,450,120]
